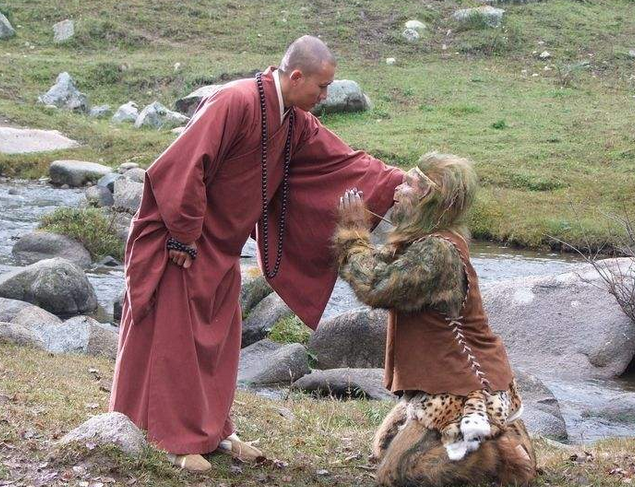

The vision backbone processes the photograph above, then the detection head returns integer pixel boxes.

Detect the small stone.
[628,49,635,59]
[539,51,551,59]
[173,62,181,72]
[401,28,420,43]
[404,20,426,32]
[118,162,139,171]
[385,57,396,65]
[53,19,75,43]
[0,13,16,39]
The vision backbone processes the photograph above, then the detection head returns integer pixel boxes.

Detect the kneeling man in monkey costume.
[333,152,537,487]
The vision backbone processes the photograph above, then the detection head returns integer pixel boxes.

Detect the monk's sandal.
[217,433,264,462]
[166,453,212,472]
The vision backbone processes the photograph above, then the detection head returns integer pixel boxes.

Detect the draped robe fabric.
[109,67,404,454]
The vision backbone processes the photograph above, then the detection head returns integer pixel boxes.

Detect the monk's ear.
[289,69,304,84]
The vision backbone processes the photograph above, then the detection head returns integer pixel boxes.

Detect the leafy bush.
[39,207,124,260]
[268,315,311,345]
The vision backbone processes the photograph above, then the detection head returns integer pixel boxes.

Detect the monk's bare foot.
[217,433,265,462]
[166,453,212,472]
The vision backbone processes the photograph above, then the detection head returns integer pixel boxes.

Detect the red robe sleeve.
[260,112,404,329]
[145,88,245,243]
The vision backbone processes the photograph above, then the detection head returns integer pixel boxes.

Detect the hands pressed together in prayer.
[338,188,369,230]
[169,240,197,269]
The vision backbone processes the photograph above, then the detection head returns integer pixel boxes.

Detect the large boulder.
[53,19,74,43]
[308,308,387,369]
[134,101,189,130]
[0,258,98,316]
[112,177,143,214]
[311,80,372,115]
[112,102,139,124]
[49,160,113,187]
[12,231,92,268]
[58,412,146,457]
[174,85,221,117]
[484,258,635,380]
[238,339,310,386]
[515,370,568,441]
[89,105,111,119]
[28,315,118,358]
[97,172,123,193]
[0,322,45,348]
[11,303,62,327]
[0,13,16,39]
[292,368,396,401]
[452,6,505,28]
[38,72,88,112]
[242,292,293,348]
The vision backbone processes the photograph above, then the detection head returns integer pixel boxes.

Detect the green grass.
[0,0,634,251]
[2,342,635,486]
[39,207,124,260]
[268,315,312,345]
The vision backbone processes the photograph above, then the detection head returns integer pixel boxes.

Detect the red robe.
[109,67,403,454]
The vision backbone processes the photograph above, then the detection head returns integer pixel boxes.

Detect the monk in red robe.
[109,35,403,472]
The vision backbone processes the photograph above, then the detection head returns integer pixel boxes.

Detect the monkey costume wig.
[333,153,537,487]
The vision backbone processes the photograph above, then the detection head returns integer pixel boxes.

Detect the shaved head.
[279,35,336,75]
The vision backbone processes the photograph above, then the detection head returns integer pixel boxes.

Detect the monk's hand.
[338,188,369,229]
[169,241,197,269]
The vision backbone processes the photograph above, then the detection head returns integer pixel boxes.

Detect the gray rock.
[97,172,123,193]
[0,258,98,317]
[38,72,88,112]
[405,20,426,32]
[312,80,372,115]
[515,370,568,441]
[0,322,44,348]
[241,238,258,258]
[95,256,120,267]
[134,101,190,130]
[484,258,635,380]
[175,85,221,117]
[53,19,74,43]
[106,210,133,242]
[11,303,62,327]
[122,167,145,183]
[27,315,118,358]
[0,298,35,322]
[628,49,635,59]
[242,292,292,348]
[386,57,397,66]
[308,308,387,369]
[113,288,125,322]
[0,127,79,155]
[402,28,420,43]
[85,185,114,208]
[238,339,310,386]
[240,266,273,317]
[453,6,505,28]
[118,162,139,172]
[292,368,396,401]
[0,13,16,39]
[112,102,139,124]
[58,412,146,457]
[49,160,112,187]
[546,379,635,441]
[12,231,92,268]
[89,105,111,119]
[112,177,143,214]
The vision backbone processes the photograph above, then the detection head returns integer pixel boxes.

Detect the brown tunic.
[384,231,514,396]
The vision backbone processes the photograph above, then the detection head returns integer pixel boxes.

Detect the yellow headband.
[414,167,439,190]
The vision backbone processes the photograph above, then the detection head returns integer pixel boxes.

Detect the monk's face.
[289,62,335,111]
[392,168,431,223]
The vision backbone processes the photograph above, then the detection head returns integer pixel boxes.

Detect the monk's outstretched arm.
[332,228,464,313]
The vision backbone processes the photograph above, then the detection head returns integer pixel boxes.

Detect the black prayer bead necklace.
[256,72,294,279]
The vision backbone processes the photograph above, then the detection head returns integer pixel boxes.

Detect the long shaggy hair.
[390,152,477,247]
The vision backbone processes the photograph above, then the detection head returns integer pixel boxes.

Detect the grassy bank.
[0,0,634,250]
[1,343,635,486]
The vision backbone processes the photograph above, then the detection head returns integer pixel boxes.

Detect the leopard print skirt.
[403,380,523,461]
